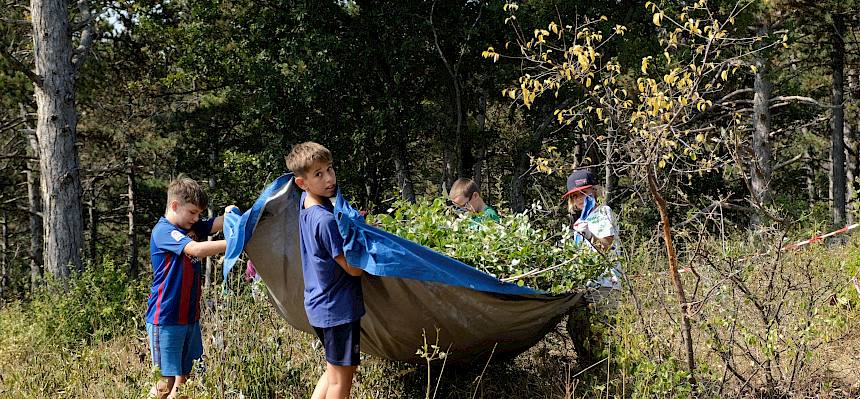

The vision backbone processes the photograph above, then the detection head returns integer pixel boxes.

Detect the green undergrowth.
[0,262,582,398]
[367,198,605,293]
[2,230,860,398]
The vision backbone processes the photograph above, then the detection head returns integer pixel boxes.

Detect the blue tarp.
[221,174,582,363]
[224,173,540,295]
[223,174,294,281]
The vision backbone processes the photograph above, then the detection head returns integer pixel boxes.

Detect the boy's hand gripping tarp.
[223,175,583,363]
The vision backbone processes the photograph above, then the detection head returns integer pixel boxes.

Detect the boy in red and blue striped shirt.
[146,176,235,399]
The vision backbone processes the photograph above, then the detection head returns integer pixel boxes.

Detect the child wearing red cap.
[562,168,624,367]
[562,169,623,285]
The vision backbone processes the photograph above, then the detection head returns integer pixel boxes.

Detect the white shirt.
[575,204,624,290]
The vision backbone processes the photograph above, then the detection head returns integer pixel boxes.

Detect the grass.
[2,232,860,398]
[0,273,587,398]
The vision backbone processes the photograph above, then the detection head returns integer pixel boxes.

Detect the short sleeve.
[154,224,193,256]
[192,218,215,238]
[317,213,345,259]
[586,205,618,239]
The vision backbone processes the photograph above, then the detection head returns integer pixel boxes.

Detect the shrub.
[29,258,147,346]
[367,198,607,293]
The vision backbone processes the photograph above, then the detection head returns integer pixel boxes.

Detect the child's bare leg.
[324,363,356,399]
[311,370,329,399]
[149,376,175,399]
[166,374,188,399]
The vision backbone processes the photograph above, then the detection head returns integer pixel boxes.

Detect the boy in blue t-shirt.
[146,176,235,399]
[286,142,365,399]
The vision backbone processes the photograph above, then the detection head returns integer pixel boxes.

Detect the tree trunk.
[805,146,816,202]
[459,126,474,179]
[31,0,85,279]
[0,211,7,298]
[830,14,846,229]
[509,149,529,213]
[442,136,456,194]
[26,165,44,287]
[127,146,138,278]
[751,26,773,228]
[449,72,465,179]
[647,167,697,389]
[430,2,463,189]
[87,180,97,262]
[205,149,215,287]
[473,90,488,191]
[845,69,857,224]
[510,98,576,212]
[21,105,43,289]
[393,143,416,203]
[604,129,616,205]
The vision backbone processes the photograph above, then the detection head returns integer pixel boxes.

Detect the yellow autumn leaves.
[488,0,769,171]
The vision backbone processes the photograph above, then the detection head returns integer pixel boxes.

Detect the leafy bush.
[367,198,606,293]
[29,258,148,346]
[614,231,859,397]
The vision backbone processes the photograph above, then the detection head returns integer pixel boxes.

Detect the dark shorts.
[313,320,361,366]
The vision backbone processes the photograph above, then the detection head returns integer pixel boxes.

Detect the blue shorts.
[146,322,203,376]
[313,320,361,366]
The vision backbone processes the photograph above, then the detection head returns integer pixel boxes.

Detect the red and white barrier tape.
[779,223,860,251]
[678,223,860,274]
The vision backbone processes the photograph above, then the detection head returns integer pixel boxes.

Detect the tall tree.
[846,69,857,223]
[750,23,773,228]
[430,0,467,188]
[25,0,95,278]
[0,211,7,297]
[830,13,846,228]
[19,105,43,287]
[126,142,138,278]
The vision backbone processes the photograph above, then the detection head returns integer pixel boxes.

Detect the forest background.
[3,0,860,397]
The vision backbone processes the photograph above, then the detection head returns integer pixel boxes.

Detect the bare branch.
[770,95,833,108]
[0,153,34,161]
[429,1,455,84]
[0,17,29,26]
[0,118,24,133]
[0,47,42,86]
[71,13,94,32]
[673,200,755,230]
[718,88,754,103]
[72,0,96,74]
[773,153,803,170]
[150,84,230,98]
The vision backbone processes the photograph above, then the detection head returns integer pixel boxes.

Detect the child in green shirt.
[449,178,500,223]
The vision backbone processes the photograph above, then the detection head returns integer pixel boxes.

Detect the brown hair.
[449,178,479,200]
[167,175,208,209]
[566,185,605,214]
[285,142,333,177]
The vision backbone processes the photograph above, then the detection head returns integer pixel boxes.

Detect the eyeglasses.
[449,194,474,212]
